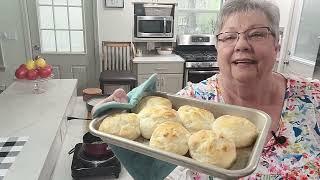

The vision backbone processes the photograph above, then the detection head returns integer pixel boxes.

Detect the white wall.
[273,0,292,29]
[97,0,134,42]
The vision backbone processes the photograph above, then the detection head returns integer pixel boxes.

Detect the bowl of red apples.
[15,57,53,93]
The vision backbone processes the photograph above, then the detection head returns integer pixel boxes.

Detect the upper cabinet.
[176,0,221,35]
[133,3,176,42]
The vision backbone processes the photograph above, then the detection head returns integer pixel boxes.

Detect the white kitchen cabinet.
[161,73,183,93]
[138,74,162,90]
[134,58,184,94]
[137,73,183,93]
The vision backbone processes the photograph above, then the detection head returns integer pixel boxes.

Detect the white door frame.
[278,0,319,77]
[19,0,32,61]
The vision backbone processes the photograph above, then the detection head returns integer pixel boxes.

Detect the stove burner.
[71,143,121,179]
[175,50,217,62]
[78,145,114,167]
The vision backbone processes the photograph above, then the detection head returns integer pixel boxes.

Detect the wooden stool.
[82,88,102,102]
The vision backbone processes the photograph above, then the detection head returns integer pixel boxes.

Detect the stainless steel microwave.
[136,16,173,38]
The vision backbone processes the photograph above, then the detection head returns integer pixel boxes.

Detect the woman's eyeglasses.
[216,27,274,46]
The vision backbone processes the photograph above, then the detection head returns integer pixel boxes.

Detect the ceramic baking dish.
[89,92,271,179]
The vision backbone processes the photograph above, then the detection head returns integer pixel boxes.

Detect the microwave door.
[136,16,173,38]
[165,18,173,37]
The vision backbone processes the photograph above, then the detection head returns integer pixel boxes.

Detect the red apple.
[46,64,53,71]
[19,64,27,69]
[38,66,52,78]
[15,67,28,79]
[26,69,38,80]
[35,69,40,78]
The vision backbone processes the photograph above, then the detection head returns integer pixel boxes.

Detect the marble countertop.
[133,54,185,63]
[51,97,133,180]
[0,79,77,180]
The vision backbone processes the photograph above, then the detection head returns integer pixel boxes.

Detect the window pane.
[41,30,56,52]
[54,7,68,29]
[56,31,70,52]
[38,0,52,5]
[294,0,320,61]
[39,6,54,29]
[207,0,220,10]
[68,0,82,6]
[178,0,220,10]
[69,7,83,29]
[53,0,67,5]
[177,13,217,34]
[70,31,84,52]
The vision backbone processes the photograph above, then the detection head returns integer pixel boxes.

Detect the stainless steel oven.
[185,68,219,84]
[184,62,219,85]
[136,16,173,38]
[175,35,219,86]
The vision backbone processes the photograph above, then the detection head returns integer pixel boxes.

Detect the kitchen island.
[0,79,77,180]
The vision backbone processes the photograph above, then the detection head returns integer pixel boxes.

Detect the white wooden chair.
[99,42,137,95]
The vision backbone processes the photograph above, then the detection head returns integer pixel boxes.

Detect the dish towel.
[92,73,176,180]
[0,137,29,180]
[92,73,157,118]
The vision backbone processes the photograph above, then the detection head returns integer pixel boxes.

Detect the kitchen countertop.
[0,79,77,180]
[51,97,133,180]
[132,54,185,63]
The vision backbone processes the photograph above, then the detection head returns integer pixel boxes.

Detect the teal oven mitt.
[92,73,157,118]
[92,73,177,180]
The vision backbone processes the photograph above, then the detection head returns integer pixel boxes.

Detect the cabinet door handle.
[161,77,164,87]
[154,68,168,71]
[156,78,160,89]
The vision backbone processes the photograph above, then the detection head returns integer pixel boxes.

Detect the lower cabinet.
[137,73,183,94]
[134,59,184,94]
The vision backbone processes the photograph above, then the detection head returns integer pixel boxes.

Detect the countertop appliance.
[175,35,219,86]
[136,16,173,38]
[70,133,121,179]
[134,4,174,38]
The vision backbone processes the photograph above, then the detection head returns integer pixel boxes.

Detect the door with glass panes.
[26,0,97,94]
[279,0,320,78]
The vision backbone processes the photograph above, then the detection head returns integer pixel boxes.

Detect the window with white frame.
[38,0,85,53]
[176,0,221,35]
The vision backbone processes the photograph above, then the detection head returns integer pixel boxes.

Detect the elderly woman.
[93,0,320,179]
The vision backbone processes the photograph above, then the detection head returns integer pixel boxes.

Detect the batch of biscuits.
[98,96,259,169]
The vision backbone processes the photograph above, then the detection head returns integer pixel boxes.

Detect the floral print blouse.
[167,73,320,180]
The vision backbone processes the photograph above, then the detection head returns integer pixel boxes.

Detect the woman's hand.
[91,88,128,114]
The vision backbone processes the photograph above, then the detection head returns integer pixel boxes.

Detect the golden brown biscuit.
[150,121,190,155]
[177,105,215,133]
[138,106,178,139]
[188,130,236,169]
[98,112,140,140]
[133,96,172,113]
[212,115,258,148]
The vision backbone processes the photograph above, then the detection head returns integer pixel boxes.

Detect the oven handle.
[163,18,166,34]
[188,70,219,74]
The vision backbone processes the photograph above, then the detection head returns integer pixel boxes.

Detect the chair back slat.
[102,42,132,71]
[119,47,123,71]
[126,46,130,71]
